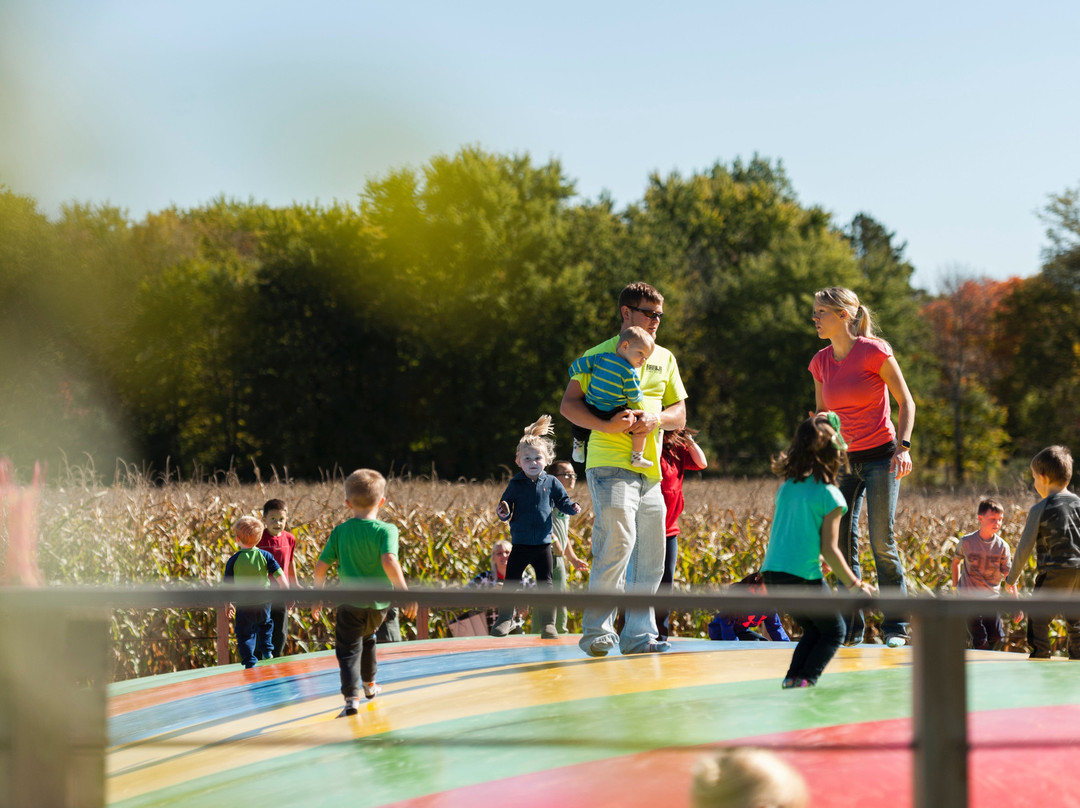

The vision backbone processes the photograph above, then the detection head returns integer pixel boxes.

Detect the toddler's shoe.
[572,439,586,464]
[540,623,559,639]
[782,678,813,689]
[630,452,653,469]
[344,697,360,716]
[885,634,909,648]
[490,613,514,637]
[363,682,382,700]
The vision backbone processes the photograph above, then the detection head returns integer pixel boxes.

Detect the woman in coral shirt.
[809,287,915,647]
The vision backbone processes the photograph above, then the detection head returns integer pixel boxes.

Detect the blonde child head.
[516,415,557,467]
[617,326,656,368]
[344,468,387,509]
[234,515,265,548]
[691,748,809,808]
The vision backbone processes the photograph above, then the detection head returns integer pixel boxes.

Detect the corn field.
[2,466,1045,680]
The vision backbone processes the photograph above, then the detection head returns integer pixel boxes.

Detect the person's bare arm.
[814,379,826,414]
[879,356,916,479]
[629,399,686,436]
[951,555,962,588]
[820,507,873,594]
[311,560,330,620]
[561,379,636,433]
[382,554,417,620]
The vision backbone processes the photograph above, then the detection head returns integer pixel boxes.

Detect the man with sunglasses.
[561,282,687,657]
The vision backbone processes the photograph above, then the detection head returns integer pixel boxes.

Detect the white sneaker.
[885,635,908,648]
[572,439,586,464]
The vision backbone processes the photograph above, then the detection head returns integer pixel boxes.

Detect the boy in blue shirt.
[567,326,655,468]
[225,515,289,669]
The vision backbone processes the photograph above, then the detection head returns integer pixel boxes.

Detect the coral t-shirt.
[808,337,895,452]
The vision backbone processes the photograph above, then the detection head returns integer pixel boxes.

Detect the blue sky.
[2,1,1078,291]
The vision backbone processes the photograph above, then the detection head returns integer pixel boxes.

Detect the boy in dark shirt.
[1005,445,1080,659]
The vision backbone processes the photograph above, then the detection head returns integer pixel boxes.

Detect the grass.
[3,469,1046,680]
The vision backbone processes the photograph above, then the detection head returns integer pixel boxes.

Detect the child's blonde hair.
[344,468,387,508]
[234,515,265,547]
[691,748,809,808]
[620,325,655,354]
[516,415,556,465]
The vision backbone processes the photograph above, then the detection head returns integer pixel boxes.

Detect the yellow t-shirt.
[572,336,687,481]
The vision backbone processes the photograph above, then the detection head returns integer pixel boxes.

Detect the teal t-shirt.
[318,518,399,609]
[762,477,847,580]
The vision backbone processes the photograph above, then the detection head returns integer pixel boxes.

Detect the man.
[561,282,687,656]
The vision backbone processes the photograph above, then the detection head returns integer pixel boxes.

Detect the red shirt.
[660,443,707,538]
[256,529,297,584]
[809,337,895,452]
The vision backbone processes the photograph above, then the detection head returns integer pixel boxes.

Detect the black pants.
[762,571,844,684]
[1027,568,1080,658]
[570,402,623,444]
[336,605,388,697]
[969,613,1005,650]
[655,534,678,640]
[504,544,555,628]
[269,603,288,659]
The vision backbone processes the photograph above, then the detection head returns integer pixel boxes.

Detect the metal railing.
[1,584,1074,808]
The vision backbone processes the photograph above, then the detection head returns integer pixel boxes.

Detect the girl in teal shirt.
[762,413,874,688]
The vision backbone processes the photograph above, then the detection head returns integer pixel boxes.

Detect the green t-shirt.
[318,518,399,609]
[572,335,687,481]
[762,477,847,580]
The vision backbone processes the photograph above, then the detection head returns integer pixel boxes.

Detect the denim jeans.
[579,466,666,654]
[552,556,569,633]
[837,456,909,641]
[235,605,273,668]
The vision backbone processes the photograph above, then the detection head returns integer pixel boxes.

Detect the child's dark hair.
[664,427,699,452]
[262,498,287,515]
[977,498,1004,516]
[771,414,846,485]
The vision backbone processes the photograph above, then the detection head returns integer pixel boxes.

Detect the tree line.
[1,147,1077,484]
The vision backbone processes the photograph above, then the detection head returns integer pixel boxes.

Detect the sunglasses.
[627,305,663,321]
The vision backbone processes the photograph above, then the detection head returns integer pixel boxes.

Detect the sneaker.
[1029,651,1052,659]
[630,453,654,469]
[363,682,382,700]
[540,623,559,639]
[586,636,616,657]
[344,697,360,716]
[490,614,514,637]
[885,635,909,648]
[624,640,671,655]
[572,439,586,464]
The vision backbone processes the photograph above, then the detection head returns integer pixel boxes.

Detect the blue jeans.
[235,605,273,668]
[579,467,666,654]
[837,456,909,641]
